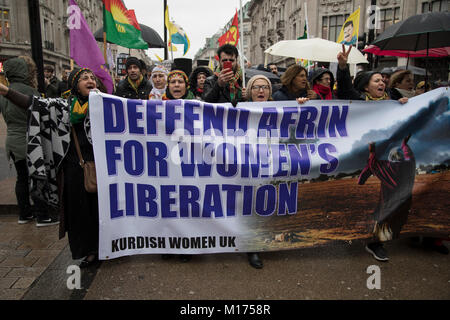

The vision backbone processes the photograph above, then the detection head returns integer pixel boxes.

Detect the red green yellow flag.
[102,0,148,49]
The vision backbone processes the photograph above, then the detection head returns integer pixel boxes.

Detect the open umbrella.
[394,65,431,76]
[364,45,450,58]
[265,38,368,64]
[370,12,450,52]
[94,24,165,48]
[245,67,281,84]
[370,11,450,87]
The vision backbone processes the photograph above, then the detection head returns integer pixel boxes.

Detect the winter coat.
[45,76,60,98]
[203,74,244,105]
[114,76,152,100]
[272,85,308,101]
[0,57,39,161]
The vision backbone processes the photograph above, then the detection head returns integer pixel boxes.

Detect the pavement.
[0,116,449,304]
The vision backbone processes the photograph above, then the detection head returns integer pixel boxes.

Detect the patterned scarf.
[365,91,389,101]
[215,65,242,101]
[128,75,143,94]
[70,96,89,124]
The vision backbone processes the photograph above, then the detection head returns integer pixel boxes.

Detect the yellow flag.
[337,8,360,46]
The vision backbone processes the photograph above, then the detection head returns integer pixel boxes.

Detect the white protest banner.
[89,88,450,260]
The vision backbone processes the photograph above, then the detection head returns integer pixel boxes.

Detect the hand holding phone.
[223,61,232,72]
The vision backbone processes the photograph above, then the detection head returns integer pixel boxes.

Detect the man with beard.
[203,44,245,106]
[114,57,152,100]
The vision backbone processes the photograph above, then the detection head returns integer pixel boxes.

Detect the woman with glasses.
[245,75,272,102]
[310,68,336,100]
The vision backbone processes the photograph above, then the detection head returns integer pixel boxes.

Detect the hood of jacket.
[4,57,28,84]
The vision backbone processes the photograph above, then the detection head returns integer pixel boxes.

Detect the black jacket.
[203,74,244,105]
[336,66,366,101]
[389,88,404,101]
[272,85,308,101]
[45,76,61,98]
[114,77,152,100]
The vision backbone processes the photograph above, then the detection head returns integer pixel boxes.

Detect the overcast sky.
[124,0,250,61]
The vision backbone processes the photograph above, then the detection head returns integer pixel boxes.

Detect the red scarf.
[313,83,332,100]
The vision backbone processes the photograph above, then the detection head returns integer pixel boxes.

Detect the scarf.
[69,96,89,124]
[364,91,390,101]
[149,87,166,100]
[162,90,195,100]
[313,83,332,100]
[128,75,143,94]
[215,65,242,101]
[396,88,416,98]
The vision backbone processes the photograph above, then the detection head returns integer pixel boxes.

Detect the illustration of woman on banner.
[358,134,416,244]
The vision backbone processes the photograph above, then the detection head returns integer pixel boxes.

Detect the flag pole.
[238,2,246,87]
[164,0,168,60]
[103,31,107,62]
[304,2,312,72]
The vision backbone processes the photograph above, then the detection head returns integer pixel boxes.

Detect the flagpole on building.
[238,2,246,87]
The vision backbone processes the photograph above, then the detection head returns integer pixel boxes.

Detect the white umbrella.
[265,38,369,64]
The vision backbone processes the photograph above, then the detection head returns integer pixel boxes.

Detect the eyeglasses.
[251,85,270,91]
[221,59,235,62]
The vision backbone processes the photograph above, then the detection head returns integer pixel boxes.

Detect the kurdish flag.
[102,0,148,49]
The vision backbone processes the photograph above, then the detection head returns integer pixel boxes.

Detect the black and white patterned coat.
[26,96,91,207]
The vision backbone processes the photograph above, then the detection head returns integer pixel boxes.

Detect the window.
[422,0,449,12]
[322,15,345,42]
[0,8,10,43]
[378,7,400,33]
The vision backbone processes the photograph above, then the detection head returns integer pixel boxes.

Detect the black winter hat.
[126,57,142,70]
[353,71,381,93]
[310,68,335,88]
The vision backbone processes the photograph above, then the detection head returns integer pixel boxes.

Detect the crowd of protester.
[0,43,448,270]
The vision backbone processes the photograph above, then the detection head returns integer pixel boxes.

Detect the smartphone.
[223,61,232,71]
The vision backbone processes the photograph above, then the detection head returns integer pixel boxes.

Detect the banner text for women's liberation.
[89,88,450,259]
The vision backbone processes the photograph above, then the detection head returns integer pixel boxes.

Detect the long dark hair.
[280,64,310,93]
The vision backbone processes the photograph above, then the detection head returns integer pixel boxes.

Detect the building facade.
[0,0,150,81]
[247,0,449,78]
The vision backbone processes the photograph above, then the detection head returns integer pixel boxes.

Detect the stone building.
[247,0,448,79]
[0,0,150,81]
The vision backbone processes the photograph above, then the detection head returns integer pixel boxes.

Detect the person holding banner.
[0,56,51,226]
[162,70,195,100]
[0,68,102,268]
[159,69,195,262]
[389,70,416,100]
[203,44,245,106]
[272,64,317,103]
[336,45,409,104]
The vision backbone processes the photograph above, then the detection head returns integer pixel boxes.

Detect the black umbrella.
[245,68,281,84]
[371,11,450,89]
[94,24,165,48]
[371,12,450,51]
